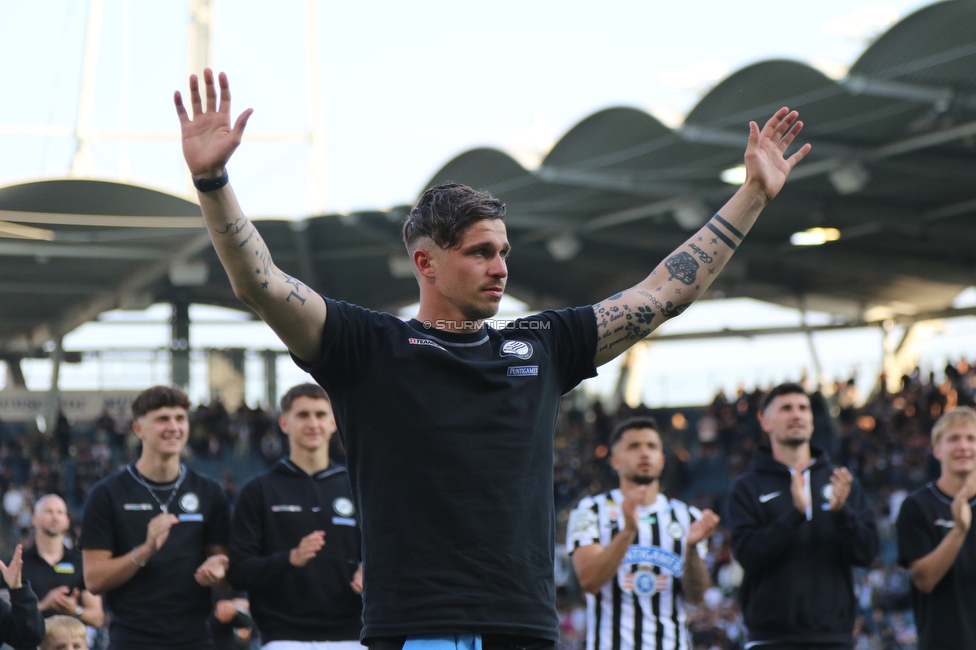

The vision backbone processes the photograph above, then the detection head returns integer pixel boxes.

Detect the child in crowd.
[39,616,87,650]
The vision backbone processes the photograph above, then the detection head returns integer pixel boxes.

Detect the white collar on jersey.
[610,489,670,514]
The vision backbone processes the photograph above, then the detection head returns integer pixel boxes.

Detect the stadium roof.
[2,0,976,355]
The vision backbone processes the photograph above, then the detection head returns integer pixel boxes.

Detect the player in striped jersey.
[568,417,719,650]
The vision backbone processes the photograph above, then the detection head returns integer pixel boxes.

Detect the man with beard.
[728,383,878,650]
[569,417,719,650]
[17,495,104,627]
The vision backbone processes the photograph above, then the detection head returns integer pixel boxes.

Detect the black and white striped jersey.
[567,491,704,650]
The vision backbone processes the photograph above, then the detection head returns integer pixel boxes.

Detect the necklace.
[127,464,187,514]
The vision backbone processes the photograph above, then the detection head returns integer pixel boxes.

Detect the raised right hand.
[791,466,810,514]
[175,68,253,178]
[289,530,326,567]
[952,486,972,534]
[145,513,180,552]
[0,545,23,589]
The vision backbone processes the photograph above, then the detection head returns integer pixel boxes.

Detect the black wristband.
[193,170,229,193]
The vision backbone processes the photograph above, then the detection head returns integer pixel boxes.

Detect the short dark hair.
[132,386,190,419]
[402,182,506,251]
[281,383,330,413]
[609,416,661,450]
[760,382,808,412]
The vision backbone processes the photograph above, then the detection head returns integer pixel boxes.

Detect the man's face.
[133,406,189,457]
[279,396,336,454]
[423,219,510,321]
[611,428,666,485]
[934,425,976,477]
[33,495,69,538]
[760,392,813,448]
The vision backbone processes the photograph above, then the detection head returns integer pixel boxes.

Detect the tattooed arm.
[592,108,811,366]
[175,69,326,363]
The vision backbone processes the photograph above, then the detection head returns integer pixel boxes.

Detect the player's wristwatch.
[74,605,83,618]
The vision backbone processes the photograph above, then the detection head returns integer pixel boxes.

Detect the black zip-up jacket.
[2,582,44,650]
[728,446,878,647]
[228,459,362,643]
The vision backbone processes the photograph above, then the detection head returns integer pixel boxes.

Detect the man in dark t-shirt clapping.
[81,386,231,650]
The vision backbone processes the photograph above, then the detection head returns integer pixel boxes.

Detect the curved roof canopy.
[1,0,975,355]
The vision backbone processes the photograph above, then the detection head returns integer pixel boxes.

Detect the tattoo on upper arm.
[283,273,312,306]
[239,226,258,247]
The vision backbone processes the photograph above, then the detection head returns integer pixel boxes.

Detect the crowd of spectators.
[1,359,974,649]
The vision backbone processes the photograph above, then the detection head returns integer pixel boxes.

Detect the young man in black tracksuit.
[728,383,878,650]
[229,384,362,649]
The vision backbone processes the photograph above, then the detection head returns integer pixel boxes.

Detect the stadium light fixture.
[720,165,747,185]
[790,227,841,246]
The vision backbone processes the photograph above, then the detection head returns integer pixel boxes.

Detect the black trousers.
[752,644,852,650]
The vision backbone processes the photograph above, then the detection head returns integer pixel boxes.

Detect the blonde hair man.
[896,406,976,649]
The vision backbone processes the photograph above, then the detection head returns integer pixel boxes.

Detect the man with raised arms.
[174,68,810,649]
[81,386,232,650]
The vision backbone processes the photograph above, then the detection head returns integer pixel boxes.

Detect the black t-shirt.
[80,465,231,650]
[294,298,597,641]
[896,482,976,650]
[14,545,86,617]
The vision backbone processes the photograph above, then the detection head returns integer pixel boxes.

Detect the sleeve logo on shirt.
[333,497,355,516]
[271,505,302,512]
[123,503,153,511]
[500,340,533,359]
[179,492,200,513]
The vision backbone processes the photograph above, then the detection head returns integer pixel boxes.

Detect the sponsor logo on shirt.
[507,365,538,376]
[408,337,447,352]
[624,545,685,578]
[178,514,204,522]
[53,562,76,575]
[180,492,200,513]
[271,505,302,512]
[935,518,956,529]
[333,497,355,516]
[123,503,153,511]
[332,516,357,526]
[500,340,534,360]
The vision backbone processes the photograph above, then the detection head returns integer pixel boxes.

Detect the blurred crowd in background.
[2,359,975,649]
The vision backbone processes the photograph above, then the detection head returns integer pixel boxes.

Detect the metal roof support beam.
[841,75,958,108]
[0,242,170,260]
[28,232,213,346]
[535,167,698,197]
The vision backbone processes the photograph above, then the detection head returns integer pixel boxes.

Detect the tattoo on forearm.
[664,252,699,285]
[239,226,258,247]
[688,243,713,264]
[637,290,689,321]
[704,213,744,251]
[594,300,657,354]
[215,217,249,235]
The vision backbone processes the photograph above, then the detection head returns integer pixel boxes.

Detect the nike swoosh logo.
[759,492,781,503]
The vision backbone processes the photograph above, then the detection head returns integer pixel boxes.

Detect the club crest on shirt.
[500,340,533,360]
[333,497,355,517]
[633,570,657,596]
[179,492,200,513]
[667,521,685,539]
[821,484,834,503]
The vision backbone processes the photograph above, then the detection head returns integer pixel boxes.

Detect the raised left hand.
[0,545,23,589]
[194,553,229,587]
[829,467,853,511]
[686,509,720,547]
[743,107,812,203]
